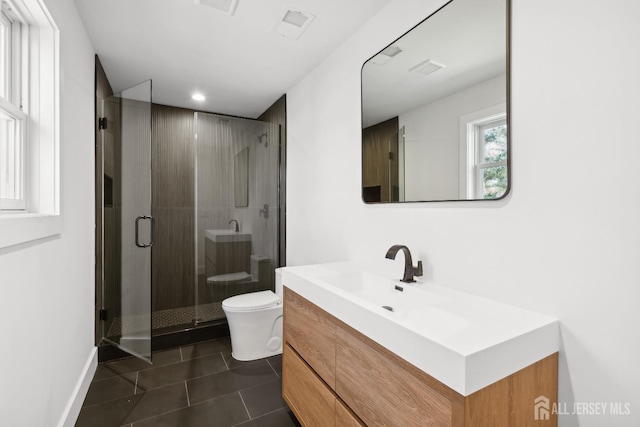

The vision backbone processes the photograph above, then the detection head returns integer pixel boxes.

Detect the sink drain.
[382,305,394,312]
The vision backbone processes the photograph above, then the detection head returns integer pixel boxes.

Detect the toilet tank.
[275,267,283,297]
[250,254,273,291]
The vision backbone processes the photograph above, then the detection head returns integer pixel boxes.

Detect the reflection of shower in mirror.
[257,132,268,147]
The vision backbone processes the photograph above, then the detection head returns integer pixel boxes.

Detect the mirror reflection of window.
[478,120,507,199]
[472,116,507,199]
[460,105,507,199]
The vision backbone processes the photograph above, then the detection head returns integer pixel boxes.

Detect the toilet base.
[223,302,283,361]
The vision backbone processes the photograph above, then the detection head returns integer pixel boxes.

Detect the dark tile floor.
[76,337,300,427]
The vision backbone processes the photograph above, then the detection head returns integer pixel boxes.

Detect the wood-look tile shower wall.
[152,105,196,311]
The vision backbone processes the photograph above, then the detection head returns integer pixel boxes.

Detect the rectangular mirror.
[234,147,249,207]
[361,0,510,203]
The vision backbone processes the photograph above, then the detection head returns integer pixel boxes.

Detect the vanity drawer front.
[284,288,336,388]
[336,325,462,427]
[205,258,216,278]
[336,399,365,427]
[283,344,336,427]
[205,238,216,263]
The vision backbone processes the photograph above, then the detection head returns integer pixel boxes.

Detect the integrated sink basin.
[281,261,559,396]
[205,229,251,243]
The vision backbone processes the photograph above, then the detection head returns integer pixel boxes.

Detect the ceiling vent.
[369,46,403,65]
[274,7,315,39]
[410,59,446,76]
[194,0,239,15]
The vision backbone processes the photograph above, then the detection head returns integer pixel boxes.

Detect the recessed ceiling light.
[192,93,206,101]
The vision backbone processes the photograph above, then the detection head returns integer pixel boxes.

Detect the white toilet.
[222,268,283,361]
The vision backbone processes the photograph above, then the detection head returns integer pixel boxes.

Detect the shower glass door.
[194,113,280,324]
[101,80,153,362]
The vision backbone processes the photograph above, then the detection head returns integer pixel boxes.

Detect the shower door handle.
[135,215,155,248]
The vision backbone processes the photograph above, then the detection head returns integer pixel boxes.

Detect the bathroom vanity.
[281,263,559,426]
[204,229,252,277]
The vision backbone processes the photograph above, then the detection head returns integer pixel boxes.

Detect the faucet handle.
[415,261,423,277]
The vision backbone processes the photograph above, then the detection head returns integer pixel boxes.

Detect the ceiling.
[74,0,390,118]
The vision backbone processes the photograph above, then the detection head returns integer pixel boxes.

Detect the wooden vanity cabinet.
[204,238,251,277]
[283,288,558,427]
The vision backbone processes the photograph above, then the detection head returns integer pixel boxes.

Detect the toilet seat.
[207,271,251,284]
[222,290,280,312]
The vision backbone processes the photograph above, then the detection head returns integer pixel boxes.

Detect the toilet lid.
[222,290,280,311]
[207,272,251,283]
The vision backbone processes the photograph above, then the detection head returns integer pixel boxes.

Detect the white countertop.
[204,229,251,243]
[281,261,559,396]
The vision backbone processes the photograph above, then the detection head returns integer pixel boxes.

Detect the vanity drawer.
[204,239,251,275]
[205,258,216,278]
[282,344,336,427]
[336,399,365,427]
[336,324,464,427]
[205,237,216,263]
[283,288,336,388]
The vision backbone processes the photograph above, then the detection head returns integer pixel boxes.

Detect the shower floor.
[106,302,226,338]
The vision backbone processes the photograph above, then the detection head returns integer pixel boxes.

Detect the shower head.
[257,133,269,148]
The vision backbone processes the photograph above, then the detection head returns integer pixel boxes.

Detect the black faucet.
[229,219,239,232]
[385,245,423,283]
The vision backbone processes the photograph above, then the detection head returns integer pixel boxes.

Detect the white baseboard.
[58,347,98,427]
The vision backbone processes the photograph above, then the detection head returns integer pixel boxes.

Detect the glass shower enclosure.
[97,91,280,362]
[194,113,280,324]
[100,80,153,362]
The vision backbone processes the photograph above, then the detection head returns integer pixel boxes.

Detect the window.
[475,118,507,199]
[0,0,60,248]
[459,104,508,200]
[0,109,25,208]
[0,2,25,211]
[0,0,26,211]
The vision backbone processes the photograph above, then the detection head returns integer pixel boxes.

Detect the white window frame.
[0,0,60,249]
[0,105,27,209]
[458,103,507,199]
[0,1,27,210]
[474,117,507,198]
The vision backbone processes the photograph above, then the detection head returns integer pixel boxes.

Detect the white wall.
[286,0,640,425]
[0,0,96,425]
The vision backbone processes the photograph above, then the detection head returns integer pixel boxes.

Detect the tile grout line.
[221,352,230,370]
[134,371,139,394]
[238,390,252,420]
[184,381,191,406]
[266,358,280,378]
[179,346,184,362]
[229,408,286,427]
